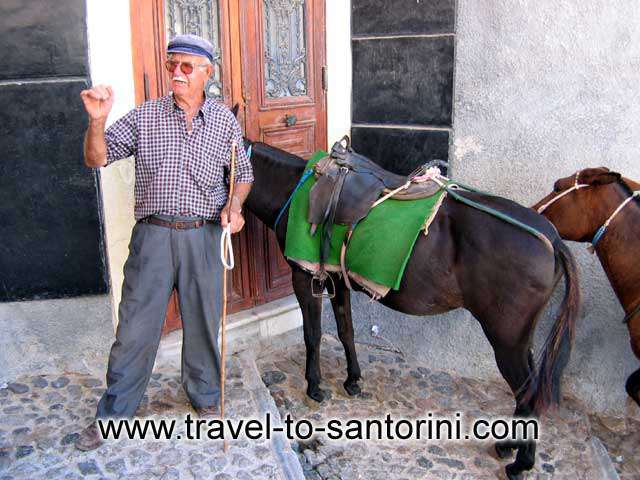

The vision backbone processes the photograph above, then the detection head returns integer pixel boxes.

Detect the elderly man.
[75,34,253,450]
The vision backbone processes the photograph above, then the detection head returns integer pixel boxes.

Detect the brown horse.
[244,141,581,479]
[533,167,640,405]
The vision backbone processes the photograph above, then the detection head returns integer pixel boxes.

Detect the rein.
[624,302,640,324]
[429,176,555,252]
[274,168,314,230]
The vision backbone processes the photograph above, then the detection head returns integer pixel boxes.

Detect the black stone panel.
[352,37,454,126]
[352,0,455,37]
[351,127,449,176]
[0,0,88,80]
[0,81,108,301]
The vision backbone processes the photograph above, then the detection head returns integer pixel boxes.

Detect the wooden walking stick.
[220,140,237,452]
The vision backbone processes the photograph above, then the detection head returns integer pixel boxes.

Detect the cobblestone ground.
[0,355,294,480]
[256,335,636,480]
[1,335,637,480]
[588,412,640,479]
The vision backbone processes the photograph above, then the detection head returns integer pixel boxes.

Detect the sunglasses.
[165,59,208,75]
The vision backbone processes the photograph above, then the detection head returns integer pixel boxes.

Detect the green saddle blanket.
[284,151,446,291]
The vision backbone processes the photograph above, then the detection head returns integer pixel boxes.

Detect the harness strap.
[318,167,348,276]
[591,191,640,249]
[340,226,356,291]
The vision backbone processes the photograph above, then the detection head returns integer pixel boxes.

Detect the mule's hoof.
[307,387,326,403]
[505,463,524,480]
[344,380,361,396]
[495,443,515,459]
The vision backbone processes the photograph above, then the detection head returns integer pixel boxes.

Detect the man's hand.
[220,200,245,234]
[80,85,115,122]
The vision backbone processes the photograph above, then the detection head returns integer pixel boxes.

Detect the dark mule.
[245,141,581,479]
[533,167,640,405]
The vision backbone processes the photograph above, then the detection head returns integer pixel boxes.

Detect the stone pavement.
[1,331,637,479]
[588,413,640,479]
[256,335,637,480]
[0,352,302,480]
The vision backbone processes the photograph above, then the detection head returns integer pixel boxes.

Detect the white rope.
[601,191,640,231]
[371,166,444,209]
[372,181,411,207]
[220,224,235,270]
[537,171,588,213]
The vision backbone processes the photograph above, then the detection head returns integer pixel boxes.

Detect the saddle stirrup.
[311,272,336,299]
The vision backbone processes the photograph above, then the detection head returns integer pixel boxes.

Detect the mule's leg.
[329,281,362,396]
[495,350,535,459]
[625,320,640,406]
[492,346,537,480]
[291,267,326,402]
[625,368,640,406]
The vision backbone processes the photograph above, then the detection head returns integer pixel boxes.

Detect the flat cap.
[167,34,214,63]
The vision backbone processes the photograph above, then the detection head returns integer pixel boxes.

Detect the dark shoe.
[74,422,104,451]
[194,405,220,419]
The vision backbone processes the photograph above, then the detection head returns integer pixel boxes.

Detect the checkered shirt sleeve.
[104,109,137,165]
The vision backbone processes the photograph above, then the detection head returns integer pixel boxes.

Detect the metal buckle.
[175,222,186,230]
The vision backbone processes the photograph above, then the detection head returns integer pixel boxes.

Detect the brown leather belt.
[139,217,211,230]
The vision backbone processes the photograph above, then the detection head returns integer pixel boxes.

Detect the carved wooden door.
[239,0,327,303]
[129,0,326,330]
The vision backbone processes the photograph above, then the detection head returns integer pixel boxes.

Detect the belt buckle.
[175,221,186,231]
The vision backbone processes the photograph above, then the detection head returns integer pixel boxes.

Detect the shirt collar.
[165,93,210,124]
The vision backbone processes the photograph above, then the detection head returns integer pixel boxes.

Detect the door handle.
[284,114,297,127]
[143,73,150,101]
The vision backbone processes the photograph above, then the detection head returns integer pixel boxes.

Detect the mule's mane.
[619,178,639,200]
[251,142,308,169]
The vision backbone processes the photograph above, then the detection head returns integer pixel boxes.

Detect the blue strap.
[274,168,314,231]
[591,225,607,249]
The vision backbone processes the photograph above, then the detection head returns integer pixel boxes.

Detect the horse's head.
[532,167,635,242]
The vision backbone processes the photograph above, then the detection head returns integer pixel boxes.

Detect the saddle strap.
[318,167,349,276]
[340,226,356,290]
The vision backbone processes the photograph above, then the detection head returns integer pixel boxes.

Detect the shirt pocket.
[137,131,169,176]
[189,155,221,193]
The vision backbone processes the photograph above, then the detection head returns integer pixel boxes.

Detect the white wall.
[86,0,137,328]
[326,1,352,146]
[450,0,640,412]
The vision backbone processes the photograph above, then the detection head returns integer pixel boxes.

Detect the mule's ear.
[231,103,240,118]
[585,171,621,186]
[623,176,640,191]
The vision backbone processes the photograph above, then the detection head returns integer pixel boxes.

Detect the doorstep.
[156,295,302,366]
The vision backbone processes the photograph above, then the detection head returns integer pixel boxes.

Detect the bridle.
[537,170,640,250]
[536,171,589,214]
[538,169,640,324]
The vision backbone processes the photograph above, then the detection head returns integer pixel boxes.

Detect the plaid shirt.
[104,94,253,221]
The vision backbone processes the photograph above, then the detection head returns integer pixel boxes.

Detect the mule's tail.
[526,238,581,415]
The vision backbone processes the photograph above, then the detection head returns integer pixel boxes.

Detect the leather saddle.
[306,135,440,296]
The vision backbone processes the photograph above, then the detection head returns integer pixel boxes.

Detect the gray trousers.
[97,215,223,418]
